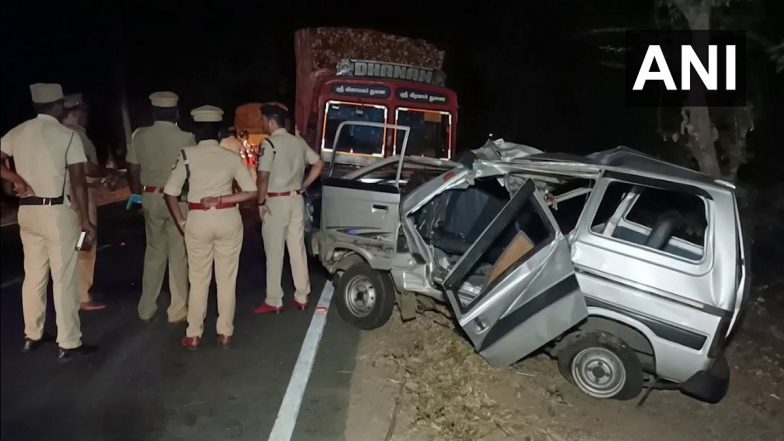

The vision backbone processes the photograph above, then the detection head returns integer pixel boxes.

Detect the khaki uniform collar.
[153,121,177,127]
[271,128,287,136]
[197,139,221,148]
[36,114,59,123]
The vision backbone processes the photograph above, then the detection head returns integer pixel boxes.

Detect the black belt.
[19,196,65,206]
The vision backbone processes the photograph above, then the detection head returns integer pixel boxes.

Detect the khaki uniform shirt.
[164,139,256,202]
[67,124,99,184]
[126,121,195,187]
[1,114,87,203]
[257,128,319,193]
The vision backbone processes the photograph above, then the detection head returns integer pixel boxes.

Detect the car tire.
[336,262,396,330]
[557,332,643,401]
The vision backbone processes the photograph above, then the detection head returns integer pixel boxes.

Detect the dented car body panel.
[314,139,748,399]
[312,121,458,274]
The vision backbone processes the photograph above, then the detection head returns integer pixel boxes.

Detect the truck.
[293,27,459,168]
[233,28,459,170]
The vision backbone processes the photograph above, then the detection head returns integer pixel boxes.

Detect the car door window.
[413,177,510,256]
[443,181,554,311]
[350,159,451,193]
[591,181,707,261]
[544,178,594,234]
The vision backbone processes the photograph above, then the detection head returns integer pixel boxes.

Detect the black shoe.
[57,344,97,362]
[22,333,54,353]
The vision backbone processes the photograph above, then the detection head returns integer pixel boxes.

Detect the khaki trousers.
[18,205,82,349]
[137,193,189,321]
[261,194,310,307]
[184,208,243,338]
[78,187,98,302]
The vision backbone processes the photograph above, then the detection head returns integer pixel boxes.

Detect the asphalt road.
[0,203,359,441]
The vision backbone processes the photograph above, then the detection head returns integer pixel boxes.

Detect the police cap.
[191,105,224,122]
[149,91,179,108]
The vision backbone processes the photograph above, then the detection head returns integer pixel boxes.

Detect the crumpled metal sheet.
[469,139,544,194]
[471,138,544,162]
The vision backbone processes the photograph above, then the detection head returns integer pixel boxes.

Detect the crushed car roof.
[470,140,733,190]
[535,147,723,187]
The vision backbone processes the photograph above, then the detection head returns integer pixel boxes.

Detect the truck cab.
[302,77,458,167]
[294,28,458,172]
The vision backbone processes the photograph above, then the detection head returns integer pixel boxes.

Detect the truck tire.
[557,332,643,401]
[336,262,396,330]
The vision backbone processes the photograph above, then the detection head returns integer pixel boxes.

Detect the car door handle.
[372,204,388,211]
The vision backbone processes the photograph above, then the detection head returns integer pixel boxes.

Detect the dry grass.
[380,309,575,441]
[352,302,784,441]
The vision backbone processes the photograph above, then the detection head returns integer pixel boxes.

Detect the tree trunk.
[673,0,723,177]
[725,140,745,182]
[686,106,721,177]
[723,106,754,182]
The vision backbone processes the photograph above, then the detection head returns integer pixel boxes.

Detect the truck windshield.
[394,108,451,159]
[323,101,387,155]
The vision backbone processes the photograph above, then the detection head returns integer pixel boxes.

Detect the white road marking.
[267,282,335,441]
[1,276,23,289]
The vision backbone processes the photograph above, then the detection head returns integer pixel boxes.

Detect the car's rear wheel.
[336,262,395,330]
[557,332,643,400]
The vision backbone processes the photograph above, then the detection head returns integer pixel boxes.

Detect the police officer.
[63,93,110,312]
[0,83,97,361]
[126,91,193,323]
[163,106,257,349]
[254,105,324,314]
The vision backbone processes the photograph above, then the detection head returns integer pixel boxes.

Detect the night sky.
[1,0,782,182]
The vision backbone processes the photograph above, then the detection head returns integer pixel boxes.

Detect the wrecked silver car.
[310,138,749,404]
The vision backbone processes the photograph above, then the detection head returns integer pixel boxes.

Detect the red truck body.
[294,28,458,163]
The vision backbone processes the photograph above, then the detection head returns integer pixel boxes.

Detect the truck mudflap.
[680,354,730,403]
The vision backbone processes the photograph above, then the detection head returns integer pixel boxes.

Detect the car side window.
[545,179,594,234]
[591,181,707,261]
[352,160,449,194]
[352,162,401,186]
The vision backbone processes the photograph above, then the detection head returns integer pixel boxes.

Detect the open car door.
[439,179,588,367]
[320,122,410,248]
